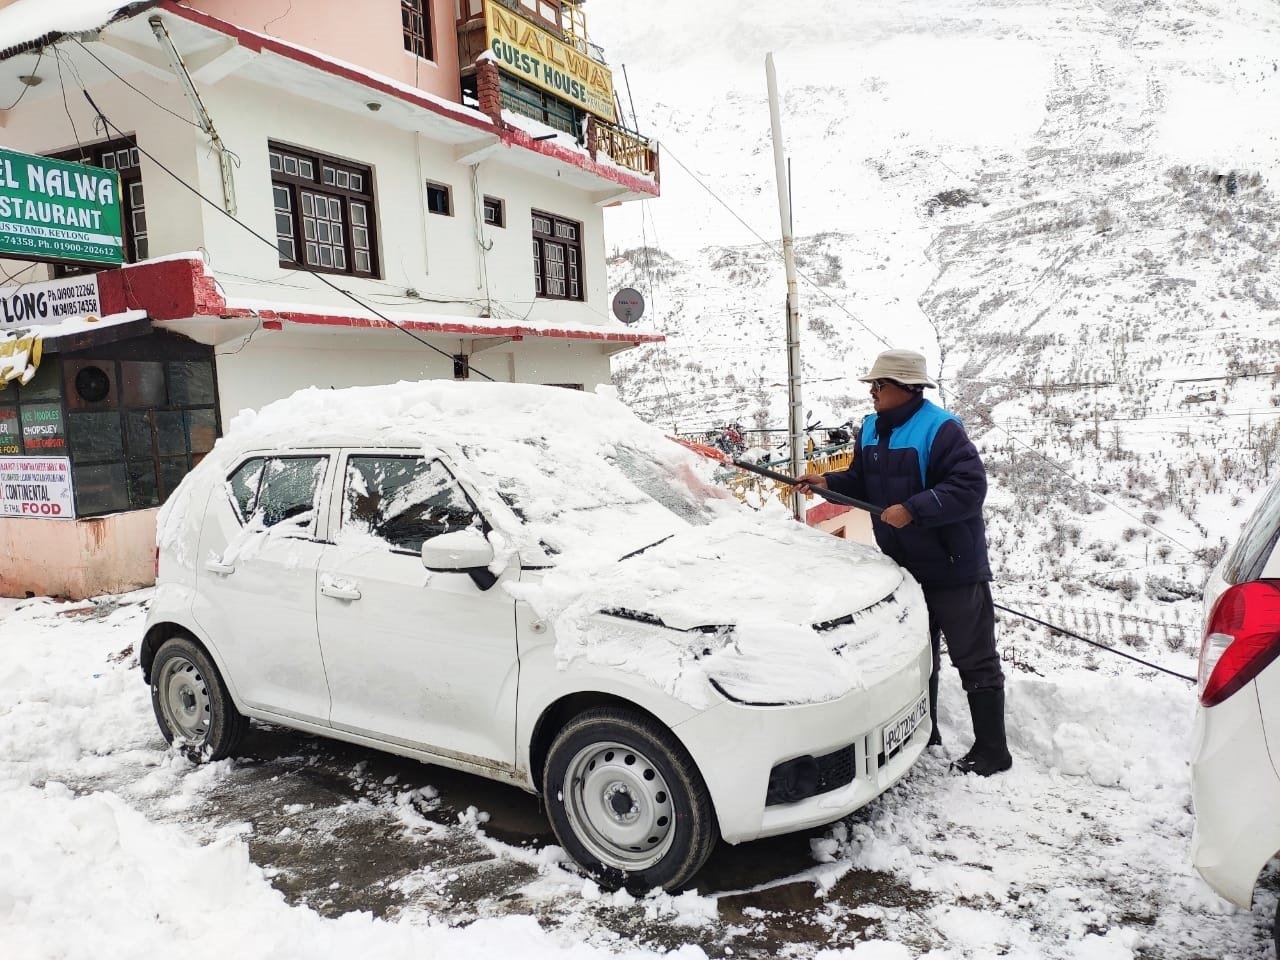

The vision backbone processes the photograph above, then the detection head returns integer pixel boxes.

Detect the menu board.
[0,456,75,519]
[0,405,18,455]
[19,402,65,453]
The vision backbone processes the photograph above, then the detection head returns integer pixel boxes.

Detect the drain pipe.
[148,15,237,216]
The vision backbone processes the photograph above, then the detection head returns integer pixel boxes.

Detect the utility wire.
[73,38,203,130]
[995,602,1196,683]
[83,92,498,381]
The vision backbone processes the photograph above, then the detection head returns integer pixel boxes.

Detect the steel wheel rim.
[562,739,675,871]
[157,655,211,743]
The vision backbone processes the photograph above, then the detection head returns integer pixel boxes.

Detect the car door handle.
[204,559,235,576]
[319,579,362,602]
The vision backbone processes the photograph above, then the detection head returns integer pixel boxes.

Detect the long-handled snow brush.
[729,458,884,517]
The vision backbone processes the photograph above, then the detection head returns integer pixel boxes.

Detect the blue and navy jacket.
[824,395,991,587]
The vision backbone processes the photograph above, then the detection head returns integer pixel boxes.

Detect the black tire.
[150,636,249,761]
[542,707,718,893]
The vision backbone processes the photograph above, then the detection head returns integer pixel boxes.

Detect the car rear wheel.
[150,636,248,761]
[543,707,717,893]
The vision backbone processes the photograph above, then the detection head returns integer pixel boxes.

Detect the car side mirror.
[421,527,495,572]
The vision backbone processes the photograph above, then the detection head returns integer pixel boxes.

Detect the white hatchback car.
[1192,474,1280,950]
[141,381,932,891]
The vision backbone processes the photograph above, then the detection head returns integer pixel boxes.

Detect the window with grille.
[402,0,432,59]
[270,143,378,277]
[425,181,452,216]
[482,196,505,228]
[531,211,582,301]
[49,137,147,275]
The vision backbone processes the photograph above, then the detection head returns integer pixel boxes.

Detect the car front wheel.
[150,636,248,761]
[543,707,717,893]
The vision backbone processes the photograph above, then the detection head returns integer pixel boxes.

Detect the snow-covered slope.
[592,0,1280,657]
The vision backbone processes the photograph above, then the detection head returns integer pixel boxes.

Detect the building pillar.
[586,115,598,161]
[477,56,502,126]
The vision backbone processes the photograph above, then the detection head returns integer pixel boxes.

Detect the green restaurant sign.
[0,147,123,266]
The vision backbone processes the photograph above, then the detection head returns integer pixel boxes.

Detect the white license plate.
[883,693,929,756]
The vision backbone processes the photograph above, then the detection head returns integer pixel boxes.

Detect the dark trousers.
[921,581,1004,692]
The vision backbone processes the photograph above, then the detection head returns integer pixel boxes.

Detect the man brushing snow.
[795,349,1011,777]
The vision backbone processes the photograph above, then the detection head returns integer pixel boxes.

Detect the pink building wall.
[0,510,158,600]
[184,0,461,102]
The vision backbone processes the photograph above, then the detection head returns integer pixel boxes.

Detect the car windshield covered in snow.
[460,437,726,560]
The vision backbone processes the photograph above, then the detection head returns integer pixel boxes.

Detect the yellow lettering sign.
[484,4,616,123]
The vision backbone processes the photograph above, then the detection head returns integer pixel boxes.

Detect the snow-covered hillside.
[591,0,1280,653]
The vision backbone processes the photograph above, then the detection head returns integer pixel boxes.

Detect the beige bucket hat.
[857,349,937,388]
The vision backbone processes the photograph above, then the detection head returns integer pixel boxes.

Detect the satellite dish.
[611,287,645,325]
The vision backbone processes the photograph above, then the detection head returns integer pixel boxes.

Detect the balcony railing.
[588,117,658,180]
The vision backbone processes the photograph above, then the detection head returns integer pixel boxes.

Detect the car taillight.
[1199,580,1280,707]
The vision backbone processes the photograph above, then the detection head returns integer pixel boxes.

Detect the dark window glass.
[186,409,217,454]
[67,411,123,461]
[426,182,452,216]
[483,196,505,228]
[258,457,327,529]
[73,462,130,515]
[343,455,479,554]
[532,211,584,302]
[16,361,60,401]
[227,458,264,523]
[127,458,160,508]
[120,361,165,407]
[167,362,216,405]
[158,456,189,501]
[402,0,432,59]
[271,143,378,278]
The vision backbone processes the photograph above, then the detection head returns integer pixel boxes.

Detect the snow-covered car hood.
[602,521,904,630]
[506,515,929,708]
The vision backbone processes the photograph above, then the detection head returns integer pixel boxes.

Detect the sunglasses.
[869,378,902,392]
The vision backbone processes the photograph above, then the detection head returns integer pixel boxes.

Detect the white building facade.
[0,0,660,598]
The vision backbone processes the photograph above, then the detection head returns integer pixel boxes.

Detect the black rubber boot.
[927,670,942,747]
[951,688,1012,776]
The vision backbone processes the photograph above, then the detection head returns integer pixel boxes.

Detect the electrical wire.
[83,92,499,381]
[0,49,43,111]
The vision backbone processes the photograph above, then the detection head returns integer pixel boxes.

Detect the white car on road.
[1192,474,1280,952]
[141,381,932,891]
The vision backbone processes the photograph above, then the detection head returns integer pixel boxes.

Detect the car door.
[191,451,335,724]
[315,451,519,767]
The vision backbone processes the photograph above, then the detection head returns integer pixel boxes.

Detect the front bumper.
[1190,681,1280,907]
[675,636,931,845]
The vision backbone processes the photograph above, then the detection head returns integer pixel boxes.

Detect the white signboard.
[0,456,75,519]
[0,274,100,327]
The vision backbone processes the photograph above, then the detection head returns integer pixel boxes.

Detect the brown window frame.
[48,136,147,276]
[270,142,379,279]
[531,210,583,302]
[425,181,453,217]
[402,0,433,60]
[482,195,505,228]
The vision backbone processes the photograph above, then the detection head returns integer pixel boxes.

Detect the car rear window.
[1221,477,1280,584]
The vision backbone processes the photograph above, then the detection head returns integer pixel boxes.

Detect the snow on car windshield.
[459,437,725,560]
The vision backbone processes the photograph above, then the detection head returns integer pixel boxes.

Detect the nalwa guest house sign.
[0,147,123,266]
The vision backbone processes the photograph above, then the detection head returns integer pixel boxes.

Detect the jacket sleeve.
[904,420,986,526]
[822,433,868,500]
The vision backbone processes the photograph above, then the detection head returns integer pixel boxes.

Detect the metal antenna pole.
[766,53,804,521]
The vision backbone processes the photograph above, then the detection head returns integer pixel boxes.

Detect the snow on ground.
[0,592,1272,959]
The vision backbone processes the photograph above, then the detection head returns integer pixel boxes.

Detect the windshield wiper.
[618,534,673,561]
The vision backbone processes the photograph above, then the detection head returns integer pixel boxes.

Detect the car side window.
[227,458,264,523]
[343,455,480,554]
[226,456,327,530]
